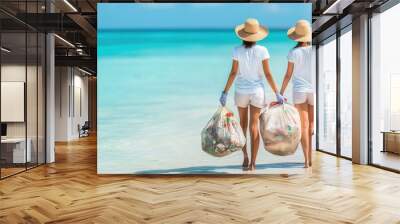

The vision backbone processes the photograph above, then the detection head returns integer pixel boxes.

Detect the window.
[339,28,352,158]
[317,36,337,154]
[370,3,400,171]
[0,2,46,179]
[1,31,28,178]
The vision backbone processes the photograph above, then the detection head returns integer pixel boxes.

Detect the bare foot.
[242,157,249,169]
[304,161,309,168]
[248,163,256,171]
[309,161,312,167]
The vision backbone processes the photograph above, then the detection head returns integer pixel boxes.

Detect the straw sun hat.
[287,20,312,42]
[235,18,269,42]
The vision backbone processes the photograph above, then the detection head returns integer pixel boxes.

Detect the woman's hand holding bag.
[219,91,228,106]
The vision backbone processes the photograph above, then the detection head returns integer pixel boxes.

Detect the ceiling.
[0,0,394,75]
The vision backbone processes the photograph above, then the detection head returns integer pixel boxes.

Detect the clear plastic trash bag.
[201,107,246,157]
[260,103,301,156]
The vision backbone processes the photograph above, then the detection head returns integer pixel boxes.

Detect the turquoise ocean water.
[98,30,303,174]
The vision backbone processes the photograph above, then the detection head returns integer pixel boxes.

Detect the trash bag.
[201,107,246,157]
[260,103,301,156]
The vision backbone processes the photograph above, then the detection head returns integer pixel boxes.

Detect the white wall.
[55,66,70,141]
[1,65,38,138]
[1,63,46,164]
[72,73,89,138]
[55,67,89,141]
[1,65,27,143]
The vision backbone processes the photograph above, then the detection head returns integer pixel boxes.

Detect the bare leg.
[248,105,261,171]
[295,103,310,168]
[238,107,249,169]
[308,104,314,167]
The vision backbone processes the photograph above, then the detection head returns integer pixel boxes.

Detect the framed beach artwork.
[98,3,312,174]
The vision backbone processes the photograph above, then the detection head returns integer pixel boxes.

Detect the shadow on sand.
[134,162,304,174]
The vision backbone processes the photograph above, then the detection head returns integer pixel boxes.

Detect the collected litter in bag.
[260,103,301,156]
[201,107,246,157]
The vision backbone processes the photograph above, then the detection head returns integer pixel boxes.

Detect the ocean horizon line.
[98,28,288,32]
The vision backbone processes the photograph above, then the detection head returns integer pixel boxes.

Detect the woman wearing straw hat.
[220,18,284,171]
[280,20,314,168]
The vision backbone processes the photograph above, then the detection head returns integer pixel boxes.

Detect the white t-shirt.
[232,45,270,94]
[287,46,313,93]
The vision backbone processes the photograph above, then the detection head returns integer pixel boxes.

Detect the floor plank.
[0,135,400,224]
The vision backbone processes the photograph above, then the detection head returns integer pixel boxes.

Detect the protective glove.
[219,92,228,106]
[275,92,285,104]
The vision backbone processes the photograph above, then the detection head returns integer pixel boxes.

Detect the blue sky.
[98,3,311,30]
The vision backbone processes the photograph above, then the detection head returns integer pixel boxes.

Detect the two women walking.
[220,18,313,170]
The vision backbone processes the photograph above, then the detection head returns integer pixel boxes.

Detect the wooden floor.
[372,151,400,171]
[1,135,400,224]
[1,167,26,178]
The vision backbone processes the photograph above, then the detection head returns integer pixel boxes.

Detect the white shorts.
[235,89,265,109]
[293,92,314,105]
